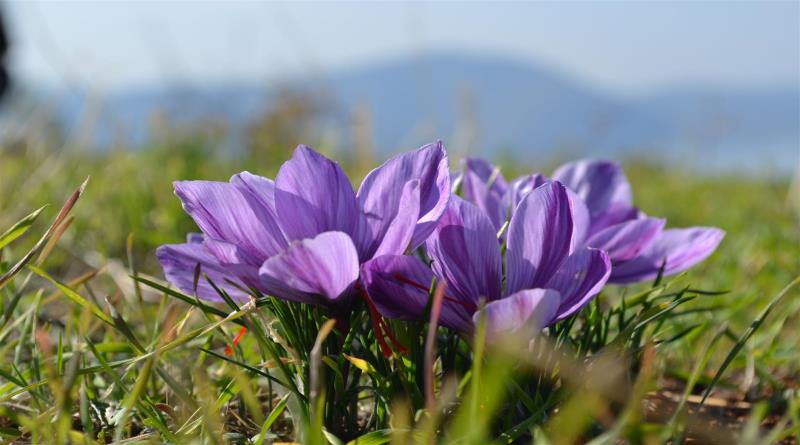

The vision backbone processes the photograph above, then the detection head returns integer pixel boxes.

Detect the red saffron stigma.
[379,318,408,354]
[224,326,248,356]
[443,296,477,312]
[392,273,477,312]
[357,283,406,358]
[392,273,430,292]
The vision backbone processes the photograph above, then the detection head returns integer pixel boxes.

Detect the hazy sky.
[6,1,799,95]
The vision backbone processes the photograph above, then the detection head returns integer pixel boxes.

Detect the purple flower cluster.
[459,158,725,284]
[157,143,448,310]
[157,143,723,338]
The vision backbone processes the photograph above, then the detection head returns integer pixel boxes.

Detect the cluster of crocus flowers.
[363,183,610,335]
[459,158,725,284]
[157,141,724,343]
[157,142,449,310]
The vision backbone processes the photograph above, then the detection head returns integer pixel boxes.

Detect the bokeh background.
[3,2,799,169]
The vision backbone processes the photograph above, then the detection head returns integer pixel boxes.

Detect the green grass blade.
[345,428,392,445]
[699,276,800,407]
[254,392,291,445]
[28,265,114,326]
[0,206,47,250]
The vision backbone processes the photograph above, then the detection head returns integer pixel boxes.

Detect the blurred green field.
[1,136,798,443]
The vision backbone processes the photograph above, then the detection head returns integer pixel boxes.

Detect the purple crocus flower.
[460,158,724,284]
[553,160,725,283]
[157,142,450,311]
[362,181,611,335]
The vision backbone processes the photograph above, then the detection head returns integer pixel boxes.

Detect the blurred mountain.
[5,52,799,171]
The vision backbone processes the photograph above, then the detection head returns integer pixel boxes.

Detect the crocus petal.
[426,197,503,305]
[552,160,633,219]
[587,203,640,236]
[258,274,323,306]
[362,255,474,332]
[505,176,588,248]
[372,180,421,257]
[507,174,547,212]
[585,217,665,263]
[567,188,591,250]
[274,145,359,242]
[460,157,508,231]
[475,289,561,335]
[157,241,256,302]
[506,181,574,295]
[357,141,450,253]
[174,180,287,264]
[259,231,359,302]
[230,171,287,255]
[545,247,611,321]
[203,238,251,265]
[609,227,725,283]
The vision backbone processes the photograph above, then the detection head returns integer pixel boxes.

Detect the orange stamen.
[224,326,248,356]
